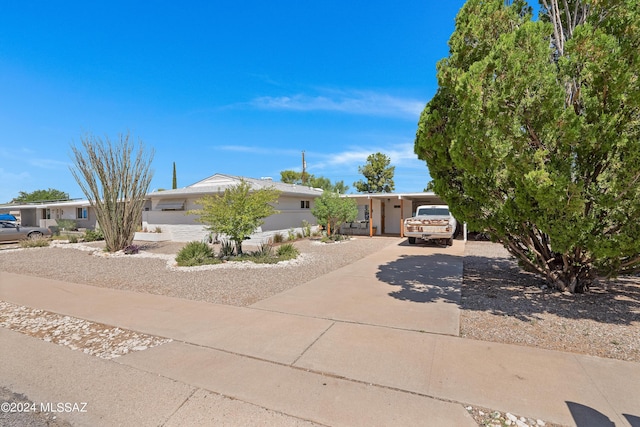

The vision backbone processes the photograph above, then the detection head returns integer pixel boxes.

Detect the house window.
[42,209,51,220]
[300,200,310,209]
[77,207,88,219]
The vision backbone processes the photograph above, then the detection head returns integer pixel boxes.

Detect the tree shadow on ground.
[624,413,640,427]
[376,254,462,304]
[566,402,616,427]
[462,242,640,325]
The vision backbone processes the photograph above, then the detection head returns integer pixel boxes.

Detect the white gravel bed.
[0,237,397,307]
[0,301,171,360]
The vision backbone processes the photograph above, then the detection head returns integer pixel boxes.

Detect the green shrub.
[276,243,299,260]
[56,219,77,231]
[301,220,312,237]
[20,236,50,248]
[219,239,235,258]
[320,234,348,243]
[66,234,79,243]
[176,241,218,266]
[84,229,104,242]
[287,228,296,241]
[272,232,284,243]
[255,242,273,257]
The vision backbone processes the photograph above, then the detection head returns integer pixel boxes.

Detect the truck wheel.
[447,238,453,246]
[408,237,416,245]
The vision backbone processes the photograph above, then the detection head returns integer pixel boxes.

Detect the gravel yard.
[462,241,640,363]
[0,237,397,306]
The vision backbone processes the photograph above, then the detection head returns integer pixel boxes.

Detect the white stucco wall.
[141,195,320,242]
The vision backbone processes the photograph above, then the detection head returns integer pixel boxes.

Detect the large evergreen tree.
[415,0,640,293]
[353,152,395,193]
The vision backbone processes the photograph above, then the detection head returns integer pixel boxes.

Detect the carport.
[342,192,466,240]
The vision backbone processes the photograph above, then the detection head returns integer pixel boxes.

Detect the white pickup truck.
[404,205,457,246]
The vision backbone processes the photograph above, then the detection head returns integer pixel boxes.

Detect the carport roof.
[342,192,446,205]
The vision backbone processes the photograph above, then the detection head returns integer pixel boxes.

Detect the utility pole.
[301,151,307,185]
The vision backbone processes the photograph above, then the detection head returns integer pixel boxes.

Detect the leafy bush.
[287,228,296,241]
[84,229,104,242]
[276,243,299,260]
[219,239,235,258]
[321,234,348,243]
[176,241,218,266]
[20,236,50,248]
[66,234,79,243]
[234,242,277,264]
[301,220,312,238]
[56,219,77,231]
[255,242,273,257]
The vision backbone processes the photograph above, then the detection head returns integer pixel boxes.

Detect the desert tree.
[415,0,640,292]
[353,152,395,193]
[311,191,358,236]
[189,180,281,255]
[11,188,69,203]
[280,170,349,193]
[70,132,154,252]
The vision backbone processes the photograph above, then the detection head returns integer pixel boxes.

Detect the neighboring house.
[340,192,448,237]
[0,199,96,230]
[142,173,324,242]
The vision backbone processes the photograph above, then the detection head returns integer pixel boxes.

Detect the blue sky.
[0,1,467,203]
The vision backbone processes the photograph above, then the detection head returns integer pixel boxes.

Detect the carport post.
[463,222,467,242]
[399,197,404,238]
[368,197,373,237]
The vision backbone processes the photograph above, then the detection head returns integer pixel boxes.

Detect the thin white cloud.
[216,145,301,156]
[248,90,425,120]
[28,158,70,170]
[310,142,422,171]
[0,168,31,203]
[0,168,30,182]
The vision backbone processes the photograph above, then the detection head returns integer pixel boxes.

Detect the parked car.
[0,221,52,242]
[404,205,457,246]
[0,213,17,222]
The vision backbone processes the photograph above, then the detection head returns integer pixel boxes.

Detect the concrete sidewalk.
[1,240,639,426]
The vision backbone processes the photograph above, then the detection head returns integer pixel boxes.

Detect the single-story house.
[0,199,97,230]
[141,173,324,242]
